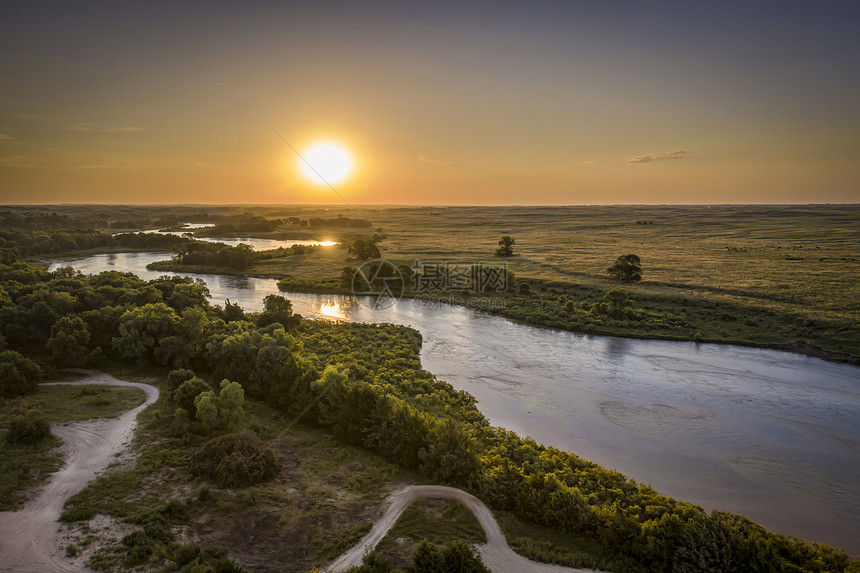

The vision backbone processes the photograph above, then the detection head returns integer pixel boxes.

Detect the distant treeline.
[165,241,329,271]
[0,259,856,572]
[0,226,189,262]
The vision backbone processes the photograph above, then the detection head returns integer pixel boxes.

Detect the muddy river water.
[50,251,860,555]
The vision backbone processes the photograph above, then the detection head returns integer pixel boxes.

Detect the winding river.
[50,251,860,555]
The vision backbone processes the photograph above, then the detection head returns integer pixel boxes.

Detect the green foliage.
[603,288,632,318]
[113,302,181,365]
[608,254,642,282]
[5,415,51,444]
[348,237,381,260]
[173,377,212,418]
[258,294,299,329]
[194,379,245,431]
[47,315,90,366]
[166,368,196,395]
[0,350,42,398]
[419,419,480,487]
[191,430,278,488]
[410,540,489,573]
[171,241,256,270]
[346,551,392,573]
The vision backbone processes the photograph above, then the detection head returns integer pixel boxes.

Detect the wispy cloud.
[67,123,146,133]
[215,82,229,87]
[628,154,657,164]
[628,149,689,164]
[0,133,25,144]
[418,154,452,166]
[0,154,49,168]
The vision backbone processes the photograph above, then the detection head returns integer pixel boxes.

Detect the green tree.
[112,302,180,365]
[0,350,42,398]
[419,419,480,486]
[194,390,219,430]
[495,235,515,257]
[442,540,489,573]
[411,539,444,573]
[221,299,246,322]
[258,294,299,329]
[217,379,245,429]
[340,267,356,289]
[194,379,244,431]
[173,377,211,417]
[348,238,381,261]
[46,316,90,366]
[607,254,642,282]
[166,368,196,396]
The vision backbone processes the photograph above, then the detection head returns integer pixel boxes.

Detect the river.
[131,223,338,251]
[49,251,860,555]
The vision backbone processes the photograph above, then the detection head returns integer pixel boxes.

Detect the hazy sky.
[1,0,858,205]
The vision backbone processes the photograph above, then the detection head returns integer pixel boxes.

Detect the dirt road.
[324,484,596,573]
[0,371,158,573]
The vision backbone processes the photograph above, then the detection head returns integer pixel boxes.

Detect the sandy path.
[324,484,595,573]
[0,371,159,573]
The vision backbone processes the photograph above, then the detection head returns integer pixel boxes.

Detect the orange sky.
[1,1,858,205]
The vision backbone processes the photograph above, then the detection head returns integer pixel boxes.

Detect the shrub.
[0,350,42,398]
[6,415,51,444]
[191,430,278,488]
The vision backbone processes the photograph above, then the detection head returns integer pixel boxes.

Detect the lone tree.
[348,237,381,260]
[495,235,515,257]
[608,254,642,282]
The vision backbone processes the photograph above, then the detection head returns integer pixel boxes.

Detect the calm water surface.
[50,252,860,554]
[132,225,337,251]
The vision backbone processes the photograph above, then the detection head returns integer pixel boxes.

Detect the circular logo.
[351,259,405,310]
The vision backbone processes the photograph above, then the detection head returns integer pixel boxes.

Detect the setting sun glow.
[299,142,353,185]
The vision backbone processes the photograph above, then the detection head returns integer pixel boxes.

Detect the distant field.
[369,204,860,314]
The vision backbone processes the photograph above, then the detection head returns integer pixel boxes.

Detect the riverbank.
[140,253,860,365]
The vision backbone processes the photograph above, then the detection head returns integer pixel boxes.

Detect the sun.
[299,142,353,185]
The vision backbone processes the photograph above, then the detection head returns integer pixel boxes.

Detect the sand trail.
[0,371,158,572]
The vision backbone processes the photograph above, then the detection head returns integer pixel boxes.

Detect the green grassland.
[0,380,147,510]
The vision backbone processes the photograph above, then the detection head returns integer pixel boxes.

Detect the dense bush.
[191,430,278,488]
[0,350,42,398]
[6,415,51,444]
